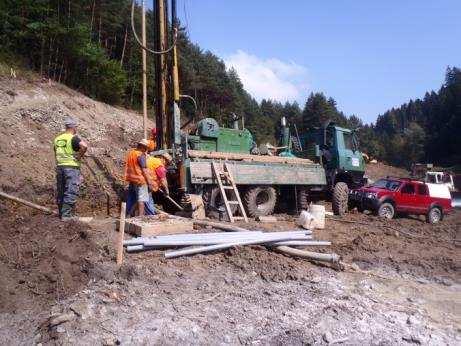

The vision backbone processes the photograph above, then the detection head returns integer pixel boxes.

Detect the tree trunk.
[90,0,95,34]
[67,0,71,28]
[98,15,102,44]
[120,26,128,67]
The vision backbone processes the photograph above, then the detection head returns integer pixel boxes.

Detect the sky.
[175,0,460,123]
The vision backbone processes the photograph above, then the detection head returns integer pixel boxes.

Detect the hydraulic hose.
[131,0,178,55]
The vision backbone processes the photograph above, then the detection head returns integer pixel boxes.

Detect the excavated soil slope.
[0,75,151,214]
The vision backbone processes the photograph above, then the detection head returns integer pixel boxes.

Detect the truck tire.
[426,206,442,224]
[203,187,237,220]
[378,202,394,219]
[244,186,277,217]
[332,182,349,216]
[297,188,309,210]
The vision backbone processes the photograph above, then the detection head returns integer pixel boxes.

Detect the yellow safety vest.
[54,132,80,167]
[146,156,165,191]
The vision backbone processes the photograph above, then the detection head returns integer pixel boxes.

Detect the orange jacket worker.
[124,139,154,216]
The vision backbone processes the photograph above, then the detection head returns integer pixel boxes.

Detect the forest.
[1,0,460,167]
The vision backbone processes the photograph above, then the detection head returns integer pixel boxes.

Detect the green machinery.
[178,116,366,217]
[280,118,367,215]
[173,117,328,218]
[187,118,255,154]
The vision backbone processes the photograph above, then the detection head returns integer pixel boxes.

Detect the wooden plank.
[190,161,326,185]
[188,150,314,165]
[116,202,126,266]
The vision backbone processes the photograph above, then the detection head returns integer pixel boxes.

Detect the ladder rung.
[232,216,246,220]
[228,201,240,205]
[223,186,234,189]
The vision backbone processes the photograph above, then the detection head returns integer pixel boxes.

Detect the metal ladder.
[211,161,248,223]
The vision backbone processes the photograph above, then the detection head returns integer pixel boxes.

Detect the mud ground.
[1,202,459,345]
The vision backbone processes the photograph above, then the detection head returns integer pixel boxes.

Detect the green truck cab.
[284,120,367,215]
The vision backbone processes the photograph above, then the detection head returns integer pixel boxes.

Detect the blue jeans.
[56,166,81,217]
[126,184,155,216]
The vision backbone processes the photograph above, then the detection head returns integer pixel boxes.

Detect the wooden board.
[187,150,314,165]
[123,216,194,237]
[189,160,326,185]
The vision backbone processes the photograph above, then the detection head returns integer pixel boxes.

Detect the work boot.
[60,203,74,220]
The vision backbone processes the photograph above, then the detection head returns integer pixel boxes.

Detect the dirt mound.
[0,207,100,312]
[366,162,409,181]
[0,75,151,214]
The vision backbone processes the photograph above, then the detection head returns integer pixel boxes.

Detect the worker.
[53,117,88,219]
[124,139,154,216]
[147,128,157,152]
[147,153,170,196]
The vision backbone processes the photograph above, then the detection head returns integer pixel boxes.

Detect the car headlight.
[365,192,378,199]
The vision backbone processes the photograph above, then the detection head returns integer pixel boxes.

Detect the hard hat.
[64,117,78,128]
[138,138,149,147]
[151,128,157,137]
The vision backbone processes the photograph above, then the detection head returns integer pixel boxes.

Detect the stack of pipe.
[123,230,333,259]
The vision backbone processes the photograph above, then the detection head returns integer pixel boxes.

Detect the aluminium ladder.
[211,161,248,223]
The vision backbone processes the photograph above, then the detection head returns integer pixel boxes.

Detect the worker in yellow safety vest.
[53,117,88,219]
[147,153,170,195]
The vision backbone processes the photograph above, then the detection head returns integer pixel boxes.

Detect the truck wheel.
[244,186,277,217]
[297,188,309,210]
[203,187,237,220]
[332,182,349,216]
[378,202,394,219]
[426,207,442,224]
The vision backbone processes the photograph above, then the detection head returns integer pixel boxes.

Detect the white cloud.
[224,50,309,103]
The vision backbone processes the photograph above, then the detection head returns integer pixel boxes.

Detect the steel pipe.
[165,235,299,259]
[124,231,312,246]
[140,235,313,247]
[127,239,329,253]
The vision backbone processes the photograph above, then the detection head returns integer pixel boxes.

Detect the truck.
[279,119,367,215]
[164,116,366,219]
[173,117,328,218]
[424,171,455,192]
[140,0,364,219]
[349,177,453,223]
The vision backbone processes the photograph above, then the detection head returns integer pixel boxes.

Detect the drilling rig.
[134,0,358,220]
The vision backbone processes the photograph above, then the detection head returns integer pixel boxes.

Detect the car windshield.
[371,179,401,191]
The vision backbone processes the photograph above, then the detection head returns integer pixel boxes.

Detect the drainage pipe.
[273,245,340,263]
[165,235,297,259]
[135,234,313,247]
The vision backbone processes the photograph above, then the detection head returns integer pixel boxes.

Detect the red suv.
[350,177,452,223]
